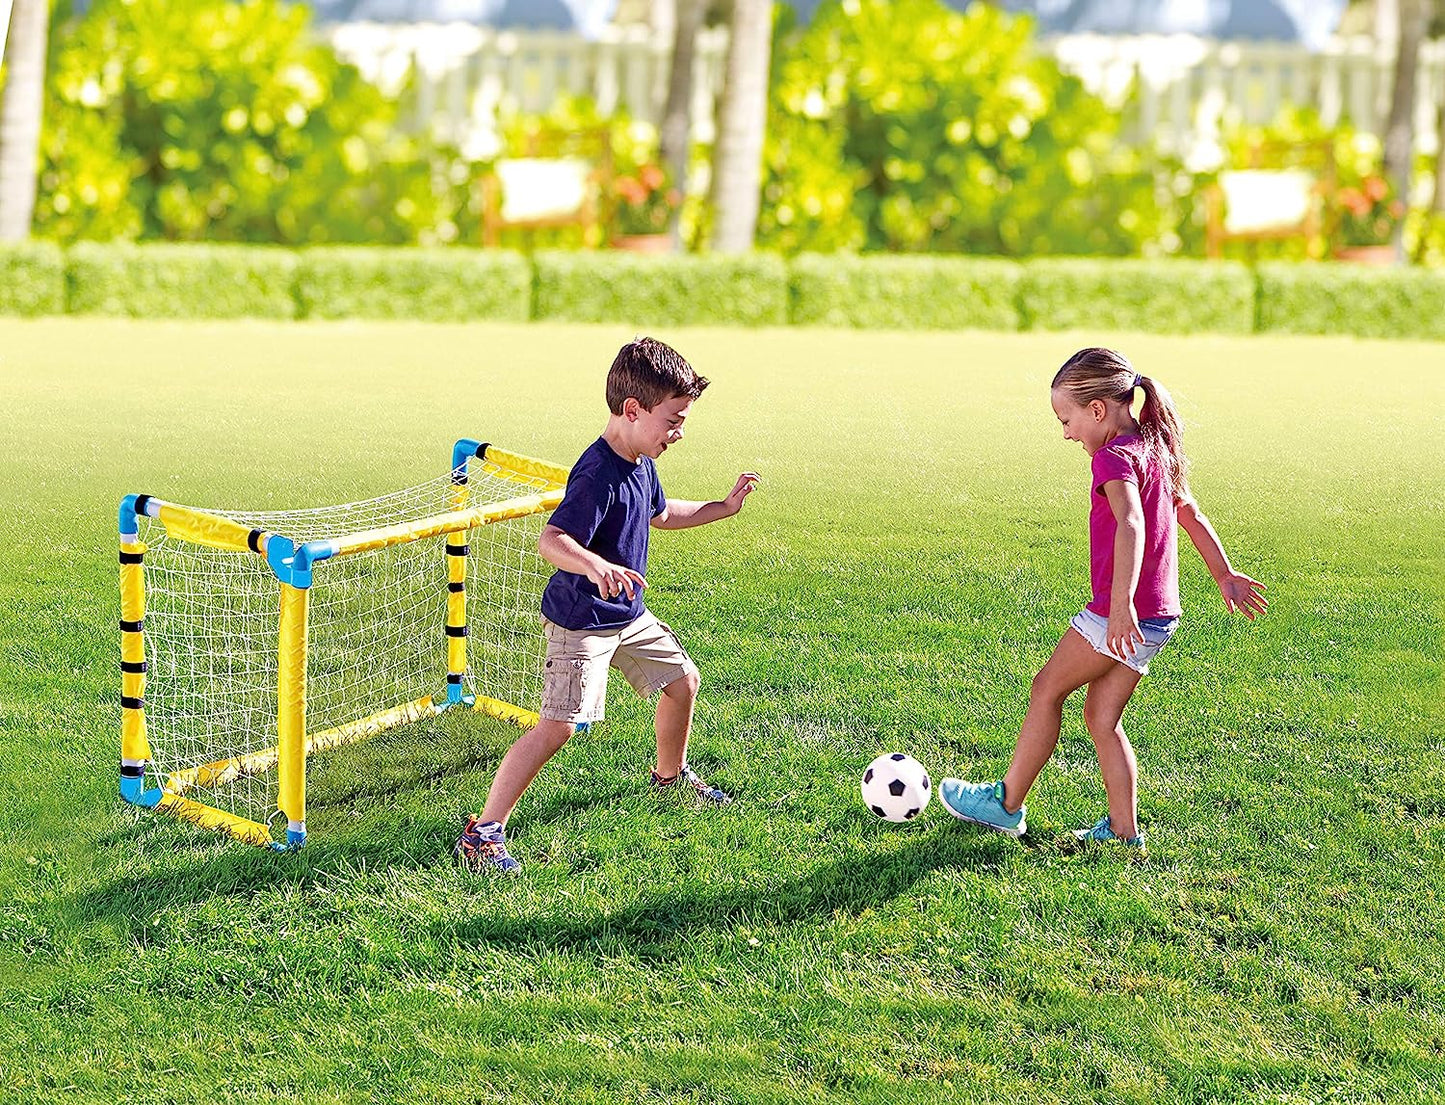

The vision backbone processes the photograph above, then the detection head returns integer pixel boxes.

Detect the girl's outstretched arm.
[1177,498,1268,619]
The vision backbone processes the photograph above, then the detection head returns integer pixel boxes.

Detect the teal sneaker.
[938,779,1026,838]
[1071,814,1146,853]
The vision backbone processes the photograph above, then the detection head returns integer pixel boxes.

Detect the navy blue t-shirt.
[540,437,667,630]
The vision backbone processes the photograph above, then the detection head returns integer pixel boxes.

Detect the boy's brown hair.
[606,337,709,414]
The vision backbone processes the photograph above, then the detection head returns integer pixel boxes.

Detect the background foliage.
[34,0,451,245]
[757,0,1177,257]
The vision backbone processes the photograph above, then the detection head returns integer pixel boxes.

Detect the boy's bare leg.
[479,718,576,827]
[1001,629,1118,813]
[1082,664,1144,839]
[654,670,700,778]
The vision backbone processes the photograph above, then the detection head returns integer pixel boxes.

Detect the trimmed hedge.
[295,247,530,321]
[0,242,66,316]
[67,242,298,319]
[8,241,1439,340]
[1019,259,1256,335]
[789,253,1022,330]
[533,250,788,327]
[1256,262,1445,341]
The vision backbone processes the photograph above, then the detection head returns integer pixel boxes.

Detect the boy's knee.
[532,718,576,751]
[661,669,700,701]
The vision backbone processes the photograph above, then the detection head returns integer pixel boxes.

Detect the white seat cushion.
[495,158,591,222]
[1219,169,1314,233]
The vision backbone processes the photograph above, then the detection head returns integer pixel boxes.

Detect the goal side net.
[117,439,567,849]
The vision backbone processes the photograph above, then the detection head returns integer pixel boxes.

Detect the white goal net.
[118,443,566,847]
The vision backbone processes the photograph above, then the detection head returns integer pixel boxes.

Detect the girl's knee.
[1029,668,1070,707]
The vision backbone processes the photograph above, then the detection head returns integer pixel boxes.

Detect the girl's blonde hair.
[1052,347,1190,497]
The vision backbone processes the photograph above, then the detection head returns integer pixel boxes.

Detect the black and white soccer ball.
[860,752,932,823]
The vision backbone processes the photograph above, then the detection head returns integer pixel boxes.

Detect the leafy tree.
[34,0,447,244]
[759,0,1167,256]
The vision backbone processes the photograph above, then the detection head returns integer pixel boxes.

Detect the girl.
[939,348,1266,851]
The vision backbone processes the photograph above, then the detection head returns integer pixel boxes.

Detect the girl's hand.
[1106,606,1143,660]
[1218,572,1268,619]
[724,472,761,516]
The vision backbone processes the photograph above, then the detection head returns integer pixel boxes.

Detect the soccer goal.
[118,439,568,849]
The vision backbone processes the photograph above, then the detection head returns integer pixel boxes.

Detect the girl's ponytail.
[1136,375,1189,498]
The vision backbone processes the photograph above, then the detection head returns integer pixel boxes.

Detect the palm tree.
[1382,0,1429,260]
[0,1,15,61]
[0,0,48,242]
[709,0,771,253]
[660,0,704,247]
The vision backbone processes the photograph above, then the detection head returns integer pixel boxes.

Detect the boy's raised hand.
[1218,571,1268,619]
[724,472,762,516]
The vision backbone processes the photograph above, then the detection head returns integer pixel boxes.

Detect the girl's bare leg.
[1000,629,1118,813]
[1082,663,1145,839]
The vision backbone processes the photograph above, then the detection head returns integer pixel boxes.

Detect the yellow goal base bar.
[140,694,538,849]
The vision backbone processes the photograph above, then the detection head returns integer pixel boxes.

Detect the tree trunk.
[709,0,771,254]
[660,0,703,247]
[1383,0,1426,261]
[0,1,15,62]
[0,0,48,242]
[1435,99,1445,215]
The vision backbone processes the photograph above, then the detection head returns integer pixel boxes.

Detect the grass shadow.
[438,825,1016,952]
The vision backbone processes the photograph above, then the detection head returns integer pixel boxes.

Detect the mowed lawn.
[0,318,1441,1104]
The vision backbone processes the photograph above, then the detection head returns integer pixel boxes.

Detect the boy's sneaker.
[1071,814,1146,853]
[938,779,1026,838]
[453,816,521,874]
[650,764,732,805]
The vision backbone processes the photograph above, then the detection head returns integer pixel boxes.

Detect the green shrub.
[0,242,66,316]
[761,0,1168,257]
[66,242,298,318]
[295,248,531,321]
[533,251,788,326]
[789,253,1022,330]
[1019,259,1255,334]
[38,0,445,246]
[1256,262,1445,340]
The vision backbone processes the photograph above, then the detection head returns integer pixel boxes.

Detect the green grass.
[2,319,1443,1104]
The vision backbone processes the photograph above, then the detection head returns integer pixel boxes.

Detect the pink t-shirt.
[1087,434,1181,620]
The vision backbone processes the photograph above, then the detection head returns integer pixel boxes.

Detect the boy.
[455,337,760,873]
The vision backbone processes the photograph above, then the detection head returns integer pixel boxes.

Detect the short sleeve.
[1091,445,1137,497]
[547,469,613,545]
[650,462,666,518]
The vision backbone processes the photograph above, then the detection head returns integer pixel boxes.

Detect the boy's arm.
[1177,497,1268,619]
[538,524,646,601]
[652,472,760,530]
[1102,479,1145,659]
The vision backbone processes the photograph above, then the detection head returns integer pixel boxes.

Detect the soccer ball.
[860,753,932,822]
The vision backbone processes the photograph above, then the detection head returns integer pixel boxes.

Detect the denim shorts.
[1069,608,1180,676]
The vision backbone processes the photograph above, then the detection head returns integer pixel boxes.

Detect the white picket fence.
[324,24,1445,165]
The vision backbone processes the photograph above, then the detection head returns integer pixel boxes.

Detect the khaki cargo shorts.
[539,609,697,724]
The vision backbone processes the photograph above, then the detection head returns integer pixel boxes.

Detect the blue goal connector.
[271,821,306,852]
[450,438,492,484]
[119,762,163,808]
